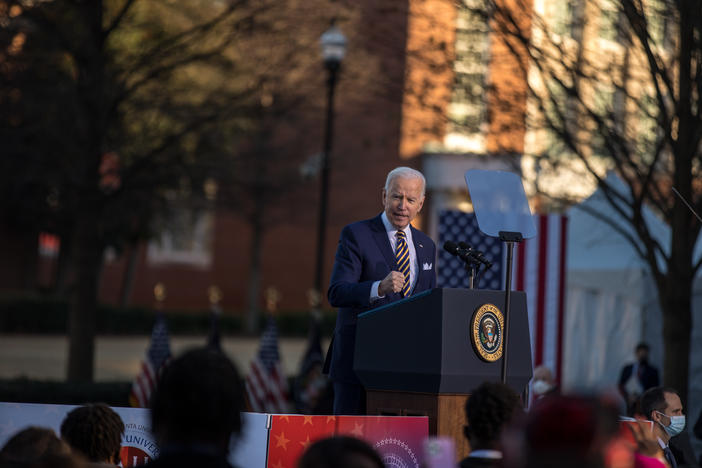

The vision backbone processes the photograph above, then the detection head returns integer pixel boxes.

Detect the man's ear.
[650,411,662,424]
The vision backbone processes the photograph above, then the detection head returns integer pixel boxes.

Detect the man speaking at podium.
[325,166,437,414]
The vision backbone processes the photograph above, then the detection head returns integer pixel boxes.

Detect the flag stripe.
[130,314,171,408]
[556,216,568,383]
[245,317,290,413]
[535,215,549,365]
[544,217,561,370]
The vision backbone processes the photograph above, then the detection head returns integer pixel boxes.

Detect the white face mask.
[656,411,686,437]
[532,379,552,395]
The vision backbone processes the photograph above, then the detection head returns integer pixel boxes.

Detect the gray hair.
[384,167,426,197]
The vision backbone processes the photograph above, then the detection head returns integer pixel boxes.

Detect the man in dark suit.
[326,167,437,415]
[640,386,690,468]
[618,342,660,415]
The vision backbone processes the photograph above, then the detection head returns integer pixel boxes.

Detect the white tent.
[563,175,702,455]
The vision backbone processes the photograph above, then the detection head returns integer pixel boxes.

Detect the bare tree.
[0,0,277,381]
[481,0,702,405]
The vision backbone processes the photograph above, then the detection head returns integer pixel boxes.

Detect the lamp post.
[313,23,347,310]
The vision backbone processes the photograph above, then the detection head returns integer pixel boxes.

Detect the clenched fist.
[378,271,406,296]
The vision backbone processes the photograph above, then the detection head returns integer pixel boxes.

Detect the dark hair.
[297,436,385,468]
[150,347,244,448]
[0,427,70,466]
[635,343,650,352]
[60,403,124,463]
[640,386,679,420]
[465,381,523,447]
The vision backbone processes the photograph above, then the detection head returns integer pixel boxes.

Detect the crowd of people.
[1,344,701,468]
[1,167,701,467]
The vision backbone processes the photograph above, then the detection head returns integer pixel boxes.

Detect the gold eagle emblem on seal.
[470,303,504,362]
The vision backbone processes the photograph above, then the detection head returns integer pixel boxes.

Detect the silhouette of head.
[464,381,523,450]
[150,347,244,453]
[0,426,71,467]
[297,436,385,468]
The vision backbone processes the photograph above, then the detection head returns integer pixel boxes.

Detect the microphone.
[443,241,478,265]
[458,241,493,269]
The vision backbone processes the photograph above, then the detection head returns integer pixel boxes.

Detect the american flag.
[437,210,568,384]
[294,317,329,414]
[245,316,290,413]
[129,313,171,408]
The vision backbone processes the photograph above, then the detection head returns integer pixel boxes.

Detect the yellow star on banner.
[271,460,285,468]
[326,415,336,424]
[303,416,314,426]
[275,431,290,450]
[351,422,364,437]
[299,435,312,450]
[279,415,290,422]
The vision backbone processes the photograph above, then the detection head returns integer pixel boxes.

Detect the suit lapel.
[371,215,397,269]
[411,225,426,287]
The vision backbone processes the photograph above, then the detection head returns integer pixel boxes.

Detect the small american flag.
[245,316,290,413]
[437,210,568,384]
[129,313,171,408]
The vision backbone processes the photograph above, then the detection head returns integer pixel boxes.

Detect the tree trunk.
[245,210,264,335]
[119,243,140,308]
[659,276,692,405]
[66,205,103,382]
[54,230,73,298]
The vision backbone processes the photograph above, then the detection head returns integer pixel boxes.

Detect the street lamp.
[312,23,347,310]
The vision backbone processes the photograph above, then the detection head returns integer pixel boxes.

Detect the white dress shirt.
[370,212,418,302]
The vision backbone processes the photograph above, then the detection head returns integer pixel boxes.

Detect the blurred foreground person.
[505,394,620,468]
[145,347,245,468]
[460,382,524,468]
[0,426,81,468]
[60,403,124,466]
[297,436,384,468]
[639,387,696,468]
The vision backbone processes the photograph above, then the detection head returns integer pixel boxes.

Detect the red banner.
[267,415,428,468]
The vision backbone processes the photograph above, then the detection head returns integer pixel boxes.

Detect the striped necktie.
[395,230,411,297]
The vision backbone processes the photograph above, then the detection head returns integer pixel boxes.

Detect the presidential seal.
[470,303,504,362]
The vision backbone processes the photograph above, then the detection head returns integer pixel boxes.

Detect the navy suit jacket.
[326,214,437,384]
[618,361,660,394]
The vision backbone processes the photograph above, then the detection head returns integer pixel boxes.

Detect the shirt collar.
[657,436,668,449]
[381,211,411,238]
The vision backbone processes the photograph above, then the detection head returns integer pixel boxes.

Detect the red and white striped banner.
[511,215,568,384]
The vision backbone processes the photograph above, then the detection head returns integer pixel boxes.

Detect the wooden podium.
[354,288,533,459]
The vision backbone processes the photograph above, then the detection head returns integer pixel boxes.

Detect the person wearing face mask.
[531,365,558,400]
[639,387,695,468]
[619,343,660,416]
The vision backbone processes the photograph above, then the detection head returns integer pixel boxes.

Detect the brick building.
[10,0,533,316]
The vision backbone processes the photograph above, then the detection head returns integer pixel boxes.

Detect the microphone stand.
[499,230,523,385]
[464,261,480,289]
